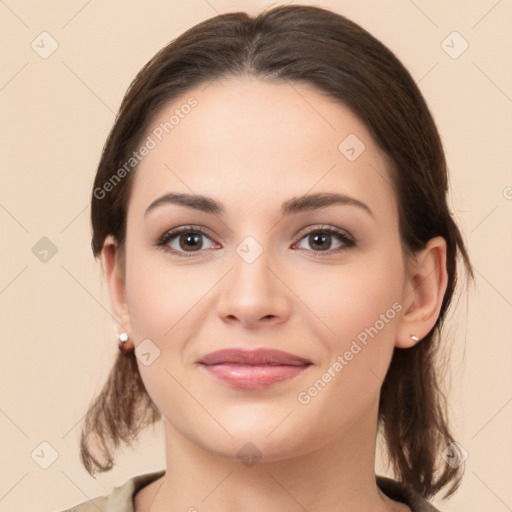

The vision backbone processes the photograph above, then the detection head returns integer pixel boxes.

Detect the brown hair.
[82,4,473,499]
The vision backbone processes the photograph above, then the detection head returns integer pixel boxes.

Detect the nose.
[216,244,290,330]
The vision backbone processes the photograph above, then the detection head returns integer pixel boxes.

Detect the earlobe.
[395,236,448,348]
[101,235,132,341]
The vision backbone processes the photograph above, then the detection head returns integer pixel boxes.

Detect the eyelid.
[294,224,354,242]
[155,224,214,246]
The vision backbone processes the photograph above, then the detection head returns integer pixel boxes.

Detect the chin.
[203,416,317,460]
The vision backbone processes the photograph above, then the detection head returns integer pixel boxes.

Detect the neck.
[142,395,407,512]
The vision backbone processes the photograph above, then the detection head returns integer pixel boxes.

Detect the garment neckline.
[128,470,439,511]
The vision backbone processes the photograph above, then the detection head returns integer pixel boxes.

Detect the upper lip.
[198,348,312,366]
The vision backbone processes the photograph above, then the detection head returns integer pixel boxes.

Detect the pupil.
[181,233,201,251]
[311,232,330,250]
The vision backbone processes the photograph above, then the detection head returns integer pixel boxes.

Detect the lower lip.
[201,363,310,389]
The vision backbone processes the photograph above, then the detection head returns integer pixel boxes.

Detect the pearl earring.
[118,332,132,353]
[410,335,419,342]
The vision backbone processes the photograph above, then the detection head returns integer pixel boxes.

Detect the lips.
[198,348,312,366]
[198,348,312,390]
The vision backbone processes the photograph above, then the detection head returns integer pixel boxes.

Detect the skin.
[102,76,448,512]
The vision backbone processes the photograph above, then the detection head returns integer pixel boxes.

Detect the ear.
[101,235,133,349]
[396,236,448,348]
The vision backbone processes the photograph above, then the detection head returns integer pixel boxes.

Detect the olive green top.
[56,469,442,511]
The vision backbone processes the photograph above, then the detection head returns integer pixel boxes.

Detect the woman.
[59,4,472,511]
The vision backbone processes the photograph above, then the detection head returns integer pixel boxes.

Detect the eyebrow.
[144,192,374,218]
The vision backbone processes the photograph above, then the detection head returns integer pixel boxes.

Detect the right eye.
[156,225,219,257]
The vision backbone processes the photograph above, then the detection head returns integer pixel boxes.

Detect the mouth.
[197,348,313,390]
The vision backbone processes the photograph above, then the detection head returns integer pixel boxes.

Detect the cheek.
[301,247,405,393]
[124,250,206,339]
[305,249,405,348]
[123,253,202,416]
[295,261,404,430]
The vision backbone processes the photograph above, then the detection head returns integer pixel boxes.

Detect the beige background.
[1,1,511,511]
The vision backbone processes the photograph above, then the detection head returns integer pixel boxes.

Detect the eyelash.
[155,224,356,258]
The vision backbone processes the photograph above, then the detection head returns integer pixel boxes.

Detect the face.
[116,77,412,460]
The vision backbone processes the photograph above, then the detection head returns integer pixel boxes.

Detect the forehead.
[128,77,396,223]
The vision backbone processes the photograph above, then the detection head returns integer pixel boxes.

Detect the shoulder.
[376,475,443,512]
[54,469,166,512]
[54,492,108,512]
[55,495,108,512]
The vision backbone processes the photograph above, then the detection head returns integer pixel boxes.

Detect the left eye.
[294,227,354,253]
